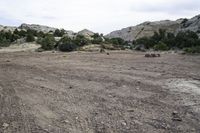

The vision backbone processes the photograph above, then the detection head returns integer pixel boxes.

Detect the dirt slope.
[0,51,200,133]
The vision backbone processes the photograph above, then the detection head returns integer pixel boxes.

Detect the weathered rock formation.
[106,14,200,41]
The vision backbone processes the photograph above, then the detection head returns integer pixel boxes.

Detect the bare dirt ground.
[0,51,200,133]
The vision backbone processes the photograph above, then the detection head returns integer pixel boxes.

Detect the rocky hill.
[106,20,181,41]
[0,14,199,41]
[0,25,17,32]
[106,14,200,41]
[179,14,200,36]
[19,23,57,33]
[0,23,75,37]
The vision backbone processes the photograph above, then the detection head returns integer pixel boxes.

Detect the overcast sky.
[0,0,199,34]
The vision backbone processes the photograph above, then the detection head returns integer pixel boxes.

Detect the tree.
[154,42,169,51]
[18,30,27,37]
[37,31,45,38]
[0,31,12,46]
[91,33,103,44]
[175,31,199,48]
[57,37,77,52]
[54,29,65,37]
[26,34,35,42]
[40,35,55,50]
[74,35,90,46]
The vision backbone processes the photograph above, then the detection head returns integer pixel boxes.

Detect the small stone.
[121,121,127,126]
[172,111,182,121]
[75,117,79,120]
[172,111,178,115]
[2,123,9,129]
[127,109,134,112]
[108,95,112,97]
[63,120,69,123]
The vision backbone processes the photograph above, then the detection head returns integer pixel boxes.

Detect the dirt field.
[0,51,200,133]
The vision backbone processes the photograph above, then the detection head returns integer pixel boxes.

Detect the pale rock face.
[106,14,200,41]
[106,20,181,41]
[0,25,17,32]
[19,23,57,33]
[78,29,95,40]
[78,29,94,36]
[180,14,200,36]
[19,23,75,36]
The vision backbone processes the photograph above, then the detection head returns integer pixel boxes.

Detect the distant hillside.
[106,14,200,41]
[179,14,200,35]
[0,25,17,32]
[0,14,200,41]
[19,23,57,33]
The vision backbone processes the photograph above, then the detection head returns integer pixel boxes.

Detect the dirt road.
[0,51,200,133]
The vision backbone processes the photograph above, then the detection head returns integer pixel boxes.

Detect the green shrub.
[0,31,12,47]
[74,35,90,46]
[184,46,200,53]
[26,34,35,42]
[40,35,55,50]
[154,42,169,51]
[57,37,77,52]
[91,33,103,44]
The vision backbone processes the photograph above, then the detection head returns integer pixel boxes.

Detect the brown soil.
[0,51,200,133]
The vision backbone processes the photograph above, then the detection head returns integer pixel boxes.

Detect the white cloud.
[0,0,199,34]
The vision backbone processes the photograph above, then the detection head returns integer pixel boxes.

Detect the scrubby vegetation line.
[0,28,199,53]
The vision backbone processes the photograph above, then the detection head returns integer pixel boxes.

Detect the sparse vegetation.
[135,29,200,53]
[0,26,199,53]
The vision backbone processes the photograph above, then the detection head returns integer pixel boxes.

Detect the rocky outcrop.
[0,25,17,32]
[0,23,75,37]
[19,23,57,33]
[106,14,200,41]
[180,14,200,36]
[106,20,181,41]
[78,29,94,36]
[78,29,94,39]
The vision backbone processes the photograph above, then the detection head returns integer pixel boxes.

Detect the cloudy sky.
[0,0,199,34]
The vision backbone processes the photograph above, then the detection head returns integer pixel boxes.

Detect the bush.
[26,34,35,42]
[57,37,77,52]
[154,42,169,51]
[91,33,103,44]
[184,46,200,53]
[54,29,65,37]
[0,31,12,47]
[0,37,10,47]
[40,35,55,50]
[74,35,90,46]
